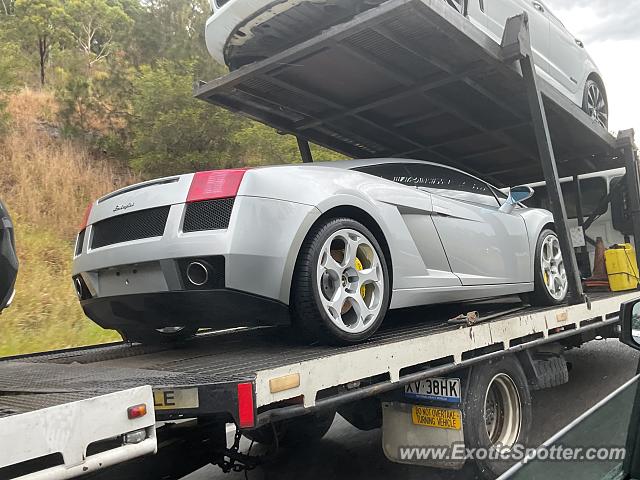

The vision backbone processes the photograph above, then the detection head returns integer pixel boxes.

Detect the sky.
[548,0,639,137]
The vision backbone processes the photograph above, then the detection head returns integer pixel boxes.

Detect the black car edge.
[0,200,18,312]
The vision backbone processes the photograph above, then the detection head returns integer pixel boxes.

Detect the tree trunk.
[38,36,48,86]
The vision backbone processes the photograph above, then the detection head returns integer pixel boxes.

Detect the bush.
[128,62,246,176]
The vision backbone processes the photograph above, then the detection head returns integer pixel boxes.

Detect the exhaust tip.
[74,277,86,300]
[186,261,209,287]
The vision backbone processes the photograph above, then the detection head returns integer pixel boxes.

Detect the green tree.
[0,33,25,90]
[129,61,244,176]
[232,123,345,165]
[13,0,69,86]
[0,0,14,15]
[64,0,133,69]
[129,0,222,78]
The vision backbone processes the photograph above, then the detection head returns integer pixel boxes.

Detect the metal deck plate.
[196,0,619,186]
[0,292,626,418]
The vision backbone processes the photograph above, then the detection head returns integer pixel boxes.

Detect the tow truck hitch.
[216,429,263,474]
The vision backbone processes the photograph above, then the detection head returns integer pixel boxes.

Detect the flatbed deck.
[2,291,636,425]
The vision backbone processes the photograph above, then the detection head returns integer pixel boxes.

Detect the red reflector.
[79,203,93,231]
[237,383,255,428]
[127,404,147,419]
[187,169,248,203]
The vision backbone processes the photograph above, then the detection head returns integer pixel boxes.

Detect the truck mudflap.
[0,386,157,480]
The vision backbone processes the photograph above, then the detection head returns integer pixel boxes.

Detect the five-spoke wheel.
[292,218,390,344]
[540,233,568,301]
[317,228,385,335]
[531,229,568,306]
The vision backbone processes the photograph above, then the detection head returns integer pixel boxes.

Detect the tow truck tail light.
[127,403,147,419]
[79,203,93,231]
[237,382,255,428]
[187,169,248,203]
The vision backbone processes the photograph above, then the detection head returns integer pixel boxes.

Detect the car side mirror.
[620,298,640,351]
[499,186,534,214]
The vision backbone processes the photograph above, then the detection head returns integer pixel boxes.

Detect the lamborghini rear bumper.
[80,288,290,332]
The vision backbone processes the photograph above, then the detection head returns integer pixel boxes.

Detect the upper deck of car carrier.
[194,0,623,186]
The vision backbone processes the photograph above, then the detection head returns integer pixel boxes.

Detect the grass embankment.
[0,90,137,356]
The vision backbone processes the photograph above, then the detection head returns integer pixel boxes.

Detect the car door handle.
[532,1,544,12]
[575,39,584,48]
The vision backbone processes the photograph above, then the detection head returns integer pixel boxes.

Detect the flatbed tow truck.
[2,0,640,479]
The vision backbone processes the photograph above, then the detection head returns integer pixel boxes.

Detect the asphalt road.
[185,340,639,480]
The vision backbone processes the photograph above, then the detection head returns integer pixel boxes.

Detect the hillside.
[0,0,344,356]
[0,90,135,355]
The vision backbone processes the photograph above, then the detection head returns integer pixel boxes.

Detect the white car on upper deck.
[204,0,608,128]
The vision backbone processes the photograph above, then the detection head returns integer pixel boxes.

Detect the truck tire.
[118,326,199,344]
[337,397,382,431]
[530,229,568,306]
[530,355,569,390]
[463,356,532,479]
[291,217,391,345]
[242,410,336,447]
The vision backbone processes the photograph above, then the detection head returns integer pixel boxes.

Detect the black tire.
[463,356,532,479]
[291,217,391,345]
[581,77,608,129]
[530,229,568,306]
[242,410,336,447]
[118,325,199,344]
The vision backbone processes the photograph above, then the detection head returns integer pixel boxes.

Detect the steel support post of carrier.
[618,129,640,272]
[500,13,584,305]
[296,136,314,163]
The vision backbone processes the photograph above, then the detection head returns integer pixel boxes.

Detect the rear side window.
[402,163,499,207]
[355,162,500,207]
[528,177,607,219]
[353,163,411,184]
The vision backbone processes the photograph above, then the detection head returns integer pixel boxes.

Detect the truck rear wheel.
[242,410,336,447]
[463,356,532,479]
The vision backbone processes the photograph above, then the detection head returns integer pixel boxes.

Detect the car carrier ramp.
[195,0,619,186]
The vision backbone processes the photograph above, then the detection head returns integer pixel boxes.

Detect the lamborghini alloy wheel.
[292,218,391,344]
[531,229,568,306]
[316,228,385,335]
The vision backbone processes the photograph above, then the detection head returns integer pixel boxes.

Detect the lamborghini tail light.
[79,203,93,231]
[187,169,248,203]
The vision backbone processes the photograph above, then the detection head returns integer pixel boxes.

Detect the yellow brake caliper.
[355,257,366,298]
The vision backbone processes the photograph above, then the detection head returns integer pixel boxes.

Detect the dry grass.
[0,225,121,356]
[2,89,138,240]
[0,90,137,355]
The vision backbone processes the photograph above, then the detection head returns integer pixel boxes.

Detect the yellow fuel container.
[605,243,639,291]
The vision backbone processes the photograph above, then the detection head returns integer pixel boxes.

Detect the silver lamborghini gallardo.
[72,159,567,344]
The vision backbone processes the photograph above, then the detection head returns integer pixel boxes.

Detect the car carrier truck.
[1,0,640,479]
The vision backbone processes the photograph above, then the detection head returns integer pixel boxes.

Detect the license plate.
[153,388,199,410]
[411,405,462,430]
[405,377,461,403]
